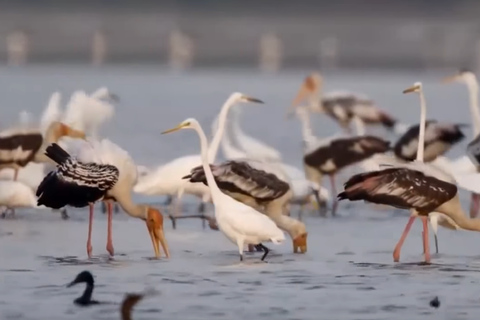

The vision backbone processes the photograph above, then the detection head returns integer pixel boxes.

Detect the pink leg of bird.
[330,175,338,216]
[393,216,416,262]
[106,201,115,257]
[421,216,431,263]
[87,203,94,258]
[469,193,480,218]
[10,169,19,217]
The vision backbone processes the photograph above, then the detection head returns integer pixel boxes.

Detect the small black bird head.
[68,270,94,288]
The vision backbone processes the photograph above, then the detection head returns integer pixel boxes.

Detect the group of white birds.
[0,87,118,218]
[3,69,480,264]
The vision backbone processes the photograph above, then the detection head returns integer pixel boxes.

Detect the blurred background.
[1,0,480,71]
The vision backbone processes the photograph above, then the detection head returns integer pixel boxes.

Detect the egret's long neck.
[416,90,427,162]
[466,78,480,137]
[221,123,246,160]
[207,97,237,162]
[353,116,366,136]
[296,107,317,148]
[196,124,222,202]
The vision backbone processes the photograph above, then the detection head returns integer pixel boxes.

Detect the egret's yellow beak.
[161,123,188,135]
[243,96,264,104]
[402,85,420,94]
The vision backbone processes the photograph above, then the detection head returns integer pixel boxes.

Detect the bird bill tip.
[402,84,421,94]
[161,124,184,135]
[244,96,264,104]
[293,233,307,253]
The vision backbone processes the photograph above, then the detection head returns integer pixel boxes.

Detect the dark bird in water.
[121,292,147,320]
[67,270,100,306]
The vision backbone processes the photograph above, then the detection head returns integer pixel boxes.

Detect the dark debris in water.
[2,269,33,272]
[430,296,440,308]
[37,255,127,266]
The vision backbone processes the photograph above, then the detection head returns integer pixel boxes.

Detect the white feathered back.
[40,92,62,135]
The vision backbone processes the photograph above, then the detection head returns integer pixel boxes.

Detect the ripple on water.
[37,255,131,267]
[198,290,222,297]
[380,304,408,312]
[304,285,326,290]
[161,278,196,285]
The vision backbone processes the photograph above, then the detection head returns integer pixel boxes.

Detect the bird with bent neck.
[67,270,100,306]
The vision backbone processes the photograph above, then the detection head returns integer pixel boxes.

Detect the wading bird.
[163,117,285,262]
[289,72,400,133]
[338,82,480,263]
[36,141,169,259]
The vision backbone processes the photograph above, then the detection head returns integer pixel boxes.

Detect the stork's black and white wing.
[304,136,390,174]
[36,143,119,209]
[338,167,457,214]
[0,128,43,168]
[183,160,290,202]
[322,92,396,129]
[394,121,466,162]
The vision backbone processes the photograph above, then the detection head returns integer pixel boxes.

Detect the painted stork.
[36,141,169,259]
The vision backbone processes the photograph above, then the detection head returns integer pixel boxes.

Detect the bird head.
[293,232,308,253]
[145,207,170,259]
[442,69,477,85]
[287,72,323,118]
[228,92,264,105]
[402,82,422,94]
[92,87,120,102]
[161,118,198,134]
[67,270,94,287]
[51,122,86,140]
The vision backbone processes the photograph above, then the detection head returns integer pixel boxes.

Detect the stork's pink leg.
[469,193,480,218]
[330,175,338,216]
[87,203,94,258]
[106,201,115,257]
[421,216,431,263]
[393,216,416,262]
[11,169,18,217]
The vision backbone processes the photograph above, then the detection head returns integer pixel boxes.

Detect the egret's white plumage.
[0,180,39,212]
[134,93,264,217]
[230,107,282,162]
[163,117,285,261]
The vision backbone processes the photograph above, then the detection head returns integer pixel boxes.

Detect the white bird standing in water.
[162,117,285,262]
[134,93,265,219]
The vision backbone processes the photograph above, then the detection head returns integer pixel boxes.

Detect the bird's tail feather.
[45,143,72,164]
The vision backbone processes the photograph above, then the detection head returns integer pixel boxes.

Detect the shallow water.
[0,66,479,319]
